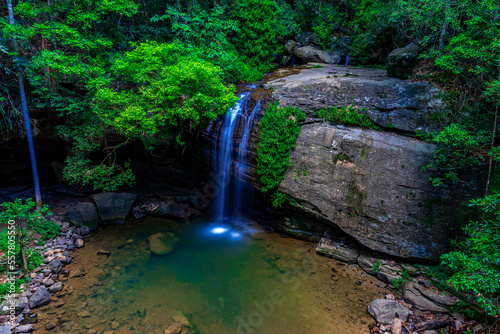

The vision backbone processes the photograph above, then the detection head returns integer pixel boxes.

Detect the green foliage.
[257,103,305,207]
[231,0,298,74]
[439,193,500,317]
[316,105,380,130]
[373,260,381,273]
[421,124,489,186]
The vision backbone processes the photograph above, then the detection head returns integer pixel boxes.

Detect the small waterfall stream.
[213,85,259,222]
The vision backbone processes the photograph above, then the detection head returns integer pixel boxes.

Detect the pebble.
[45,323,56,330]
[87,330,97,334]
[75,239,84,248]
[111,321,120,330]
[77,311,91,318]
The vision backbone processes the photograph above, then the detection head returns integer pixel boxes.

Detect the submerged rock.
[65,202,98,231]
[368,299,411,325]
[148,232,179,255]
[91,192,137,225]
[165,322,183,334]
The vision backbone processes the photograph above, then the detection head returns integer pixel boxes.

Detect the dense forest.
[0,0,499,324]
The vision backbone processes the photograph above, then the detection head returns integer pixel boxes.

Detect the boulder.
[264,64,442,133]
[0,326,11,334]
[284,40,299,55]
[377,264,402,285]
[295,46,342,64]
[29,287,50,309]
[65,202,98,231]
[91,192,137,225]
[277,123,458,259]
[150,202,200,222]
[414,283,457,307]
[14,324,34,333]
[295,31,318,45]
[403,282,449,312]
[387,42,420,79]
[368,299,411,325]
[164,322,183,334]
[148,232,179,255]
[316,238,359,263]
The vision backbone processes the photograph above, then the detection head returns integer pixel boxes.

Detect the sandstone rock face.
[264,64,442,132]
[387,43,420,79]
[295,46,342,64]
[316,237,359,263]
[278,123,456,259]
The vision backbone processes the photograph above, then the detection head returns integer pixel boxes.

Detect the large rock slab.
[65,202,98,231]
[264,64,442,132]
[316,237,359,263]
[278,123,457,259]
[295,46,342,64]
[91,192,137,225]
[368,299,411,325]
[403,282,450,312]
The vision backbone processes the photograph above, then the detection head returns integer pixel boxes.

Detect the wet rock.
[48,282,63,293]
[357,255,378,276]
[28,287,50,309]
[316,238,359,263]
[42,278,54,287]
[48,259,62,273]
[148,232,179,255]
[69,267,86,278]
[275,217,324,241]
[0,326,11,334]
[65,202,98,232]
[80,226,90,236]
[45,323,56,330]
[414,283,457,307]
[387,42,420,79]
[75,239,84,248]
[377,264,402,285]
[150,202,200,222]
[171,310,193,329]
[295,46,342,64]
[91,192,137,225]
[403,282,449,312]
[110,321,120,330]
[165,322,183,334]
[392,318,402,334]
[78,311,91,318]
[368,299,411,325]
[14,324,34,333]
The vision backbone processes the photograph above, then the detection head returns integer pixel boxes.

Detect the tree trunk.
[6,0,43,210]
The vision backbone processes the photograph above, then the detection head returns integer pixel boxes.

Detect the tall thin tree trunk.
[6,0,43,210]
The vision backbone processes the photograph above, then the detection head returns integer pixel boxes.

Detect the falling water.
[234,99,261,215]
[214,88,255,222]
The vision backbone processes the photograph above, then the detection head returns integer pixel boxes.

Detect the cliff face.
[278,123,455,259]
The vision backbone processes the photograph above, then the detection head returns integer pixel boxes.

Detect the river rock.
[0,326,11,334]
[264,64,442,132]
[165,322,183,334]
[48,282,63,293]
[403,282,449,312]
[368,299,411,325]
[91,192,137,225]
[316,237,359,263]
[48,259,62,273]
[14,324,34,333]
[148,233,179,255]
[75,239,84,248]
[29,287,50,309]
[387,42,420,79]
[278,123,457,259]
[65,202,98,231]
[377,264,402,285]
[295,46,342,64]
[357,255,378,276]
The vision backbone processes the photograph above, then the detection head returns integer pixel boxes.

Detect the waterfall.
[213,85,259,222]
[234,99,260,215]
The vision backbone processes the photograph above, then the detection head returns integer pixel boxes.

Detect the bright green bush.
[316,105,380,130]
[257,103,305,207]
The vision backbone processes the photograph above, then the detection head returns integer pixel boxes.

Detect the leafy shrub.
[317,105,380,130]
[257,103,305,207]
[421,124,489,186]
[439,193,500,317]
